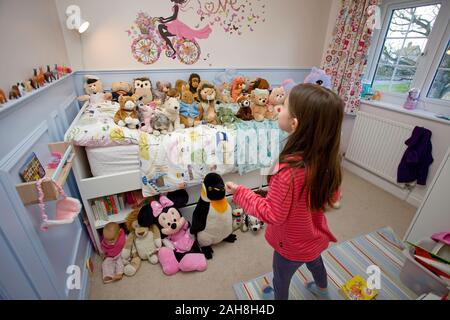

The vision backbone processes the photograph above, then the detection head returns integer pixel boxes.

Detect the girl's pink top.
[233,163,337,262]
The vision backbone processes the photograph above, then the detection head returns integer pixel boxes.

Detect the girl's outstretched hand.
[225,181,239,194]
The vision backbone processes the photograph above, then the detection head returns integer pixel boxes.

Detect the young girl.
[226,83,344,300]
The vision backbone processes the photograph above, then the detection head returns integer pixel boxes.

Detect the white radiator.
[346,111,414,185]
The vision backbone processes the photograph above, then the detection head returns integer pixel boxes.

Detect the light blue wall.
[0,68,309,300]
[0,75,91,300]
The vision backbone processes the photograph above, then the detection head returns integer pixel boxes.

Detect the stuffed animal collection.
[190,173,237,259]
[0,64,71,106]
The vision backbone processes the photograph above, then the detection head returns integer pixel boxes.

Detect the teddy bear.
[109,81,133,102]
[151,97,183,135]
[121,209,162,276]
[197,81,218,125]
[250,89,269,122]
[236,95,254,121]
[175,79,188,97]
[114,96,140,129]
[179,88,203,128]
[152,81,172,105]
[132,77,153,105]
[265,87,286,120]
[138,190,207,276]
[78,75,110,104]
[231,77,246,102]
[304,67,332,89]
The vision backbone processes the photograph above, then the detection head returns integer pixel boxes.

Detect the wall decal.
[127,0,266,65]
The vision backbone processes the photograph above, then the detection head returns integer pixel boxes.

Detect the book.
[341,275,378,300]
[90,203,98,221]
[110,195,118,214]
[103,198,111,215]
[113,194,120,212]
[118,193,125,210]
[19,152,46,182]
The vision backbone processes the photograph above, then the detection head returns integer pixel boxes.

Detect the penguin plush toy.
[190,173,237,259]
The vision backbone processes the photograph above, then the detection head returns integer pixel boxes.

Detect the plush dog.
[244,214,264,232]
[197,81,218,125]
[236,95,254,121]
[0,89,7,104]
[265,87,286,120]
[251,89,269,122]
[179,89,203,128]
[151,97,182,135]
[133,77,153,105]
[114,96,140,129]
[138,190,207,276]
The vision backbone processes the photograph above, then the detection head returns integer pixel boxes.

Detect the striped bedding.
[233,227,418,300]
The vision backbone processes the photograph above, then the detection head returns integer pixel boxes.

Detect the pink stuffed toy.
[266,87,286,120]
[137,190,207,276]
[139,101,157,133]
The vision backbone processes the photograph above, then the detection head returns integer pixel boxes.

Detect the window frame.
[365,0,450,112]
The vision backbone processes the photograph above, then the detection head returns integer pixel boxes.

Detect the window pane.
[372,4,441,94]
[428,41,450,101]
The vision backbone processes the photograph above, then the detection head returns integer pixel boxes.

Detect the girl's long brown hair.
[280,83,344,211]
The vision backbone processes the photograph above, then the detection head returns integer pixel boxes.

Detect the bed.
[65,100,286,251]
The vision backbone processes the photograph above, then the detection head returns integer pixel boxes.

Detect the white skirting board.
[343,159,423,208]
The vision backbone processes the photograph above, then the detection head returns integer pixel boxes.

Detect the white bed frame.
[65,103,267,252]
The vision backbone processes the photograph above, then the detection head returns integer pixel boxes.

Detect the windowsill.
[360,99,450,126]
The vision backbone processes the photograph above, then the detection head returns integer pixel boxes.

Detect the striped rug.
[233,227,418,300]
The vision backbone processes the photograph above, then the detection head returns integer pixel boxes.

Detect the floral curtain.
[322,0,382,114]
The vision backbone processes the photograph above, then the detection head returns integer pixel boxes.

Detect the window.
[427,40,450,100]
[372,4,441,94]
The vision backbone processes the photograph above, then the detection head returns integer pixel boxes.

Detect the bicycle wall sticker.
[127,0,267,65]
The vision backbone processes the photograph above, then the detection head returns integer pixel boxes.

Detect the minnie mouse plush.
[138,190,207,276]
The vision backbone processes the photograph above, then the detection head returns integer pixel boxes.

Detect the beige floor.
[88,170,416,300]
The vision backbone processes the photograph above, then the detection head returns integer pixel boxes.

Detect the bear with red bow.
[138,190,207,276]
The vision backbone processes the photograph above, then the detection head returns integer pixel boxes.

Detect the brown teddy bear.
[114,96,140,129]
[197,81,218,125]
[179,88,203,128]
[250,89,269,122]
